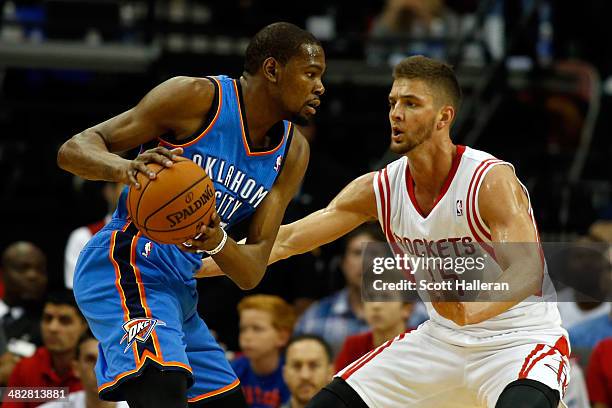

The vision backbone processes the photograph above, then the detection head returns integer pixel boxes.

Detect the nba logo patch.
[274,155,282,172]
[456,200,463,216]
[120,318,166,353]
[142,242,152,258]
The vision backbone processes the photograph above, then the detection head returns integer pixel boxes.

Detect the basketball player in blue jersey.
[57,22,325,408]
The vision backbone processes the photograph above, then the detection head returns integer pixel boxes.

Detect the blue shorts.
[73,219,239,403]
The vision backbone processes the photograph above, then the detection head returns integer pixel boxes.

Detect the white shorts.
[336,321,570,408]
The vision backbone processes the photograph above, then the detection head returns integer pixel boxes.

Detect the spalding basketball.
[127,157,216,245]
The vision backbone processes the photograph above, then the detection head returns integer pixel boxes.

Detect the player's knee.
[189,387,247,408]
[305,378,368,408]
[495,379,560,408]
[122,365,188,408]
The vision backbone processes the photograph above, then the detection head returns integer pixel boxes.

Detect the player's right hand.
[126,147,183,189]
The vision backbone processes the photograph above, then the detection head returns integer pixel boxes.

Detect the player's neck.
[372,322,406,348]
[406,134,455,193]
[239,76,284,147]
[250,350,281,376]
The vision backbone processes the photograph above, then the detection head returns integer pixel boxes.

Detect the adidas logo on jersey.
[120,318,166,353]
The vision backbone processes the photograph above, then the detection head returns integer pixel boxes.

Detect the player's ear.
[263,57,279,83]
[436,105,455,130]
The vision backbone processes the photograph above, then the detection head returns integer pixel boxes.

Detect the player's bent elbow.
[234,267,266,290]
[56,140,74,170]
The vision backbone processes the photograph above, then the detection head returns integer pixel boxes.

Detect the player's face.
[388,78,438,154]
[41,304,87,354]
[73,338,99,393]
[364,301,410,332]
[239,309,287,360]
[279,44,326,126]
[283,340,333,405]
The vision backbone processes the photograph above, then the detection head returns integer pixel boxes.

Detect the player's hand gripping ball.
[127,156,216,245]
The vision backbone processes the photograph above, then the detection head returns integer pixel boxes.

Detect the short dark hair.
[285,334,333,363]
[45,290,85,321]
[244,22,321,75]
[393,55,462,110]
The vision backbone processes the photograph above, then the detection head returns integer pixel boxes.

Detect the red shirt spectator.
[587,337,612,406]
[4,347,82,408]
[335,328,414,372]
[335,331,374,372]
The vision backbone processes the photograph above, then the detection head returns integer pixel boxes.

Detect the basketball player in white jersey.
[199,55,570,407]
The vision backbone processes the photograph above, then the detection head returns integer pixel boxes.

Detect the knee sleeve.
[305,377,368,408]
[495,379,560,408]
[122,365,188,408]
[189,387,247,408]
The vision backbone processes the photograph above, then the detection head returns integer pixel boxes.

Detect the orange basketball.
[127,157,216,245]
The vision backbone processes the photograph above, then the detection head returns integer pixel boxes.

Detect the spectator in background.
[281,335,334,408]
[569,310,612,351]
[39,331,129,408]
[293,224,383,355]
[371,0,447,36]
[563,358,590,408]
[0,241,48,385]
[367,0,459,63]
[335,301,413,372]
[64,181,123,289]
[557,236,611,329]
[232,295,296,408]
[5,290,88,408]
[586,337,612,408]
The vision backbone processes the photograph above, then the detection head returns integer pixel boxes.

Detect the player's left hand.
[179,210,225,254]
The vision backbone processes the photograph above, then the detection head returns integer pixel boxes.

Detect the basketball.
[127,157,216,245]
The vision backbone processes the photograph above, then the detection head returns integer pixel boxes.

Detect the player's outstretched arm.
[194,171,378,279]
[270,172,378,263]
[432,165,543,325]
[187,129,310,288]
[57,76,215,186]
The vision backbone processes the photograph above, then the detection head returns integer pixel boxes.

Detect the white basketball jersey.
[373,145,562,336]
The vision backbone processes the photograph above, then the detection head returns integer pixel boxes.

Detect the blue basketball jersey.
[74,75,295,402]
[111,75,294,277]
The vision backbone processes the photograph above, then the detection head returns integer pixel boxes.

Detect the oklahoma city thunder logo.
[120,318,165,353]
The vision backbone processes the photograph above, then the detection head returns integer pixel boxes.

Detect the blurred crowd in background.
[1,0,611,407]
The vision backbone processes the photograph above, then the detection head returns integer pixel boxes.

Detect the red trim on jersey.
[518,344,545,379]
[404,145,466,218]
[341,332,406,380]
[519,338,569,379]
[521,348,557,379]
[341,347,378,377]
[383,168,403,256]
[376,171,388,238]
[467,159,503,241]
[465,159,501,257]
